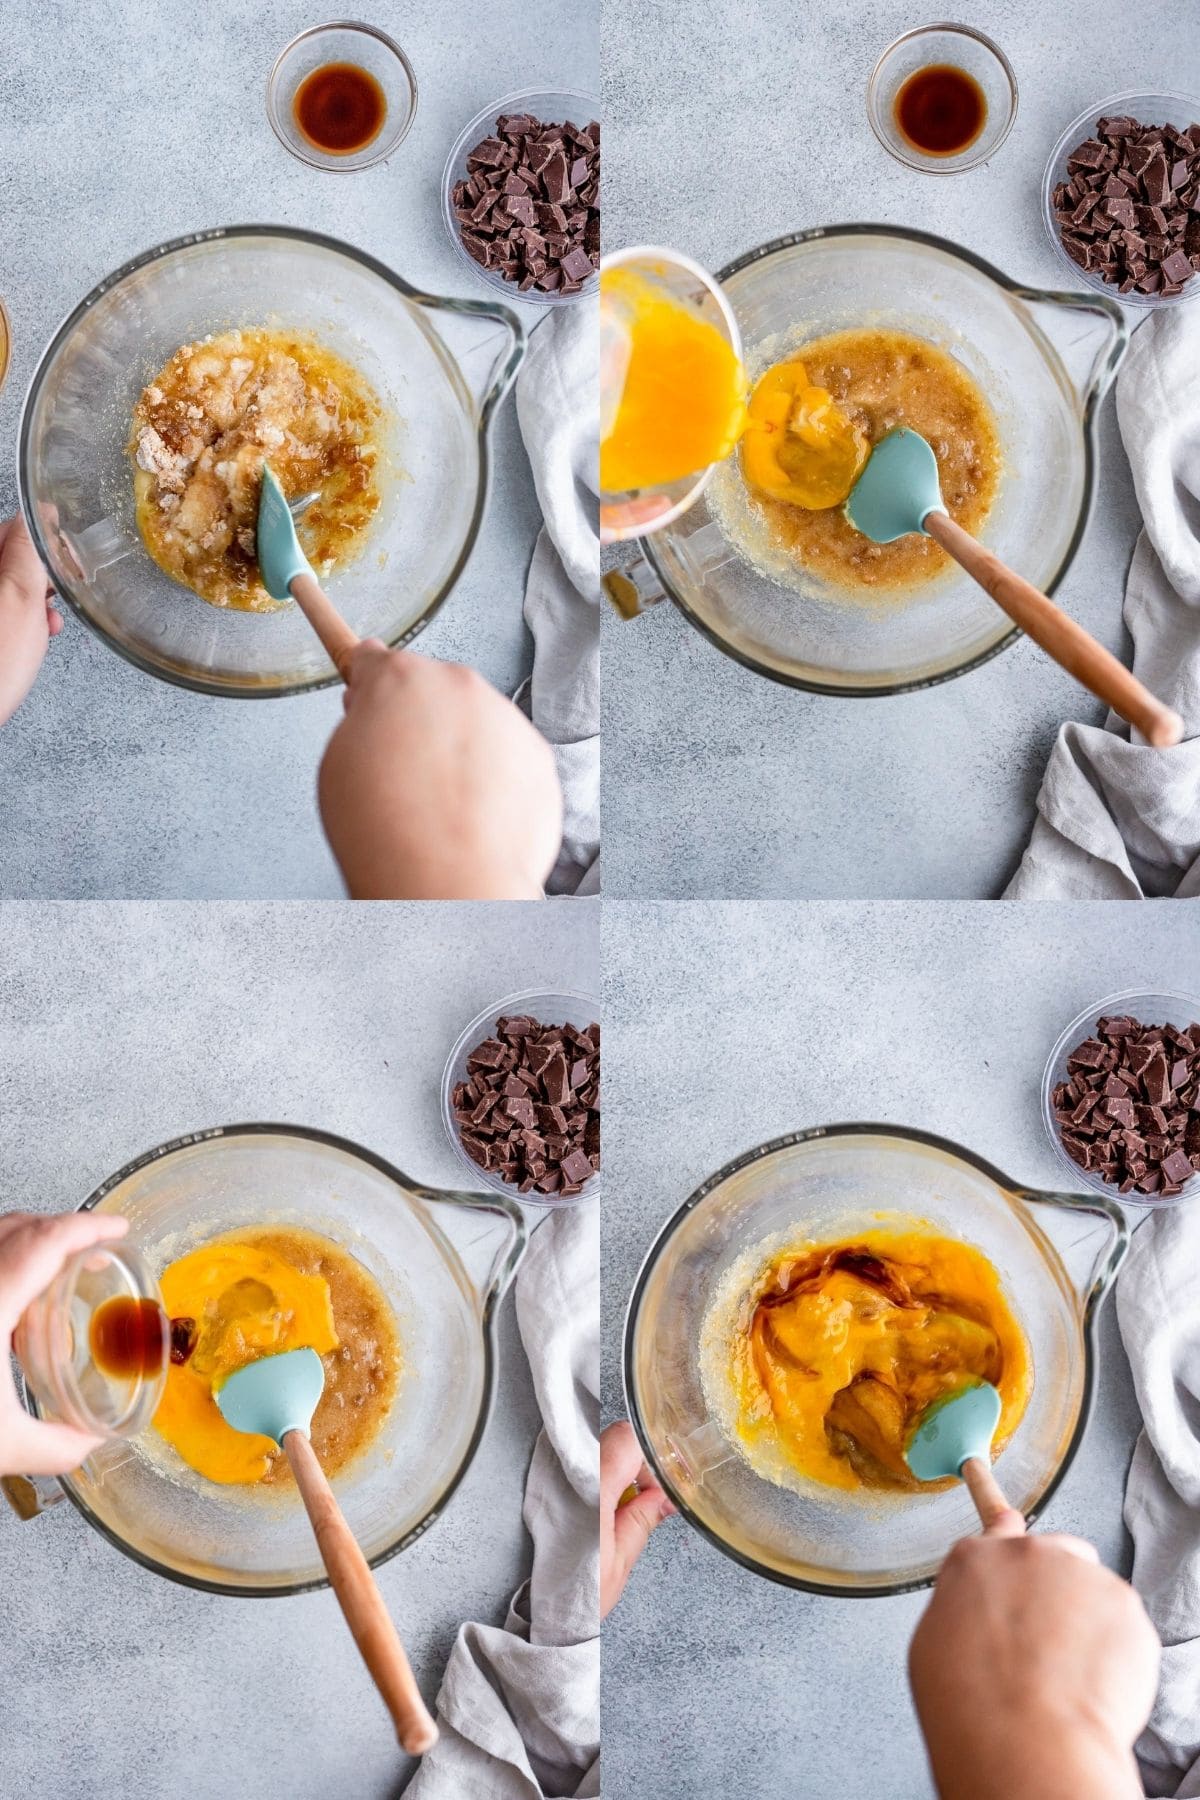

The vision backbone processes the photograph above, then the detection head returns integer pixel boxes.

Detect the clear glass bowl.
[441,87,600,307]
[18,227,524,696]
[21,1125,526,1595]
[867,24,1018,173]
[610,225,1127,695]
[15,1243,167,1439]
[625,1124,1127,1595]
[1041,988,1200,1205]
[600,246,744,546]
[441,987,601,1205]
[1042,91,1200,310]
[266,22,418,172]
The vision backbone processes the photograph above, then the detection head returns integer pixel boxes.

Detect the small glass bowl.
[441,87,600,306]
[1042,91,1200,309]
[267,22,418,172]
[867,24,1018,173]
[440,987,601,1205]
[1041,988,1200,1205]
[14,1242,168,1439]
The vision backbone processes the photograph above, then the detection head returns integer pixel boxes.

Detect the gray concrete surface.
[0,0,597,898]
[602,901,1199,1800]
[0,897,599,1799]
[602,0,1200,898]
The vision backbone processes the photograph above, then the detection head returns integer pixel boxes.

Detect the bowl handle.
[1017,1187,1130,1322]
[602,557,667,619]
[1,1472,67,1521]
[410,1184,528,1322]
[1007,284,1129,425]
[409,293,527,435]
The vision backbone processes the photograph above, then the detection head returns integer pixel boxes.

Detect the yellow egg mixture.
[154,1225,400,1487]
[720,1226,1031,1494]
[129,327,382,612]
[738,328,1001,596]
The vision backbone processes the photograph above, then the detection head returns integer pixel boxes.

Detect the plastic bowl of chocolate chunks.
[442,87,599,303]
[1041,990,1200,1204]
[1043,91,1200,305]
[441,989,601,1203]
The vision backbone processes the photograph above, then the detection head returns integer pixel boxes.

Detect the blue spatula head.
[905,1379,1002,1483]
[214,1347,326,1445]
[256,463,315,602]
[844,427,948,544]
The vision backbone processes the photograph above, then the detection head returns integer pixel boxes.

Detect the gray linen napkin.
[1117,1203,1200,1797]
[514,301,601,896]
[406,1202,600,1799]
[1006,307,1200,898]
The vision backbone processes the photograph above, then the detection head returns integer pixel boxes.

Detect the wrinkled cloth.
[407,1203,599,1799]
[1006,307,1200,898]
[1117,1203,1200,1796]
[515,301,601,896]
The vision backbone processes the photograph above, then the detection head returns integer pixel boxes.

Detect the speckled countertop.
[0,0,597,898]
[601,0,1200,899]
[0,898,599,1798]
[602,900,1199,1799]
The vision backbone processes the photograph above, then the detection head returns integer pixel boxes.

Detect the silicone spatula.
[216,1349,438,1755]
[845,428,1183,748]
[256,464,359,682]
[904,1378,1021,1533]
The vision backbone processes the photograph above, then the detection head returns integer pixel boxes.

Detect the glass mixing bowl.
[624,1123,1127,1595]
[605,225,1127,695]
[11,1125,526,1595]
[18,227,525,697]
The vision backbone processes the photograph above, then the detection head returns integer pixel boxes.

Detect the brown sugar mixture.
[743,327,1001,595]
[153,1223,400,1487]
[130,327,382,612]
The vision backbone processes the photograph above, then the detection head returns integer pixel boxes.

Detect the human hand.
[0,1211,130,1476]
[909,1524,1160,1800]
[600,1421,676,1619]
[318,642,563,900]
[0,514,62,726]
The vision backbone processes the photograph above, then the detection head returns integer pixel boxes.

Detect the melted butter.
[600,266,745,493]
[732,1228,1032,1493]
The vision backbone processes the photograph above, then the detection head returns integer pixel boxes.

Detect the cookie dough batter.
[741,328,1001,595]
[153,1225,400,1486]
[720,1226,1031,1494]
[130,327,382,611]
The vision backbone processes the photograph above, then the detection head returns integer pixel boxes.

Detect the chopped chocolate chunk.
[454,1009,599,1196]
[1055,1011,1200,1199]
[454,110,599,296]
[1055,113,1200,295]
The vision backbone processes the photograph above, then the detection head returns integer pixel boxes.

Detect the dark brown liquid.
[293,62,386,154]
[89,1297,168,1379]
[894,64,986,157]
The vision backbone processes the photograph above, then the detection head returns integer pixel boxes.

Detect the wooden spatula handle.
[924,511,1184,749]
[961,1455,1024,1534]
[284,1431,439,1756]
[290,572,360,684]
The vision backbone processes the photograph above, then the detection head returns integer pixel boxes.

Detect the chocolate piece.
[455,111,599,296]
[454,1010,600,1196]
[1055,113,1200,295]
[1055,1012,1200,1199]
